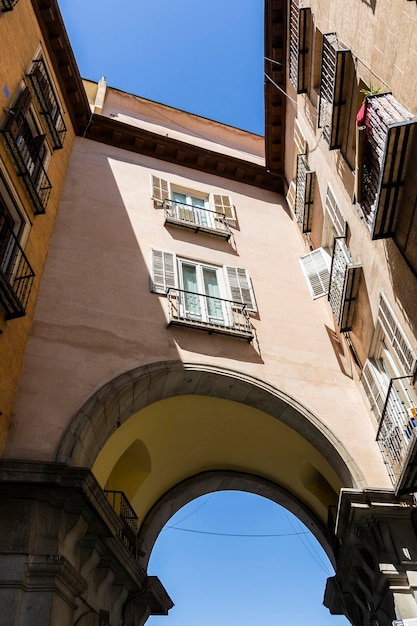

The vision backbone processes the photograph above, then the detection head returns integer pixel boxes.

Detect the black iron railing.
[163,199,231,239]
[26,59,66,149]
[0,108,52,214]
[376,376,417,487]
[0,221,35,319]
[0,0,20,11]
[167,288,253,340]
[104,490,139,558]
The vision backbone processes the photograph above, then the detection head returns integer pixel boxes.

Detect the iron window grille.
[0,0,19,11]
[0,217,35,318]
[294,153,314,233]
[25,59,67,150]
[328,237,361,332]
[358,93,416,239]
[0,106,52,214]
[289,1,312,93]
[318,33,350,149]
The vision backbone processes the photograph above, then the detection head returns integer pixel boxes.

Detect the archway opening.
[146,491,349,626]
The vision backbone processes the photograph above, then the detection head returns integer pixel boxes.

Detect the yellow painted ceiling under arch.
[93,395,343,525]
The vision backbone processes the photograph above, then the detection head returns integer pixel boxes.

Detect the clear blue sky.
[58,0,265,134]
[56,3,348,624]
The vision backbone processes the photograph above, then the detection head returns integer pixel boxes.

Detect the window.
[294,153,314,233]
[151,175,234,239]
[0,169,34,318]
[360,294,417,489]
[289,0,312,94]
[323,184,346,247]
[357,93,416,240]
[25,57,66,150]
[328,238,361,331]
[0,86,52,214]
[318,33,351,149]
[150,249,255,339]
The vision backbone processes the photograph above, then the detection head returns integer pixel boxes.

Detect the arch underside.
[57,360,365,560]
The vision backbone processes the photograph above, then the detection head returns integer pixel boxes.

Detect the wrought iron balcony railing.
[0,220,35,319]
[167,288,254,340]
[0,0,19,11]
[328,238,361,332]
[0,108,52,214]
[375,376,417,494]
[26,59,67,149]
[358,93,416,239]
[163,199,231,239]
[104,490,139,558]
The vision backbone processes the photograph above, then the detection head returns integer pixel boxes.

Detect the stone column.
[0,461,173,626]
[324,489,417,626]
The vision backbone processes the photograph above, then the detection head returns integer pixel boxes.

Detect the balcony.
[104,490,139,558]
[318,33,350,149]
[25,59,67,149]
[294,153,314,232]
[358,93,417,239]
[328,238,361,332]
[0,220,35,319]
[0,109,52,214]
[167,288,254,340]
[164,199,231,240]
[375,377,417,494]
[0,0,19,11]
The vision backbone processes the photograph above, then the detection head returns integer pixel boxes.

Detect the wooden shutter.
[299,247,331,299]
[151,249,176,294]
[210,194,235,220]
[325,184,346,237]
[225,266,256,312]
[378,294,416,375]
[286,180,296,214]
[151,175,170,205]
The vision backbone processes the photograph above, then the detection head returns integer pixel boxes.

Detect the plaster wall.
[0,0,76,453]
[6,126,390,491]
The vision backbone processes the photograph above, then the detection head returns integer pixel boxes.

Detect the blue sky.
[58,0,265,134]
[56,2,348,624]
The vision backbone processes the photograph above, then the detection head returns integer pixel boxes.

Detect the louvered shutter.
[151,249,177,294]
[299,248,331,299]
[225,266,256,312]
[210,194,235,220]
[151,175,170,205]
[325,185,346,237]
[378,294,416,375]
[286,180,296,214]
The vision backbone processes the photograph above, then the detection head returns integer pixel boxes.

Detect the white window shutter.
[299,247,331,299]
[210,194,235,220]
[286,180,296,214]
[151,249,177,294]
[151,175,170,205]
[325,184,346,237]
[225,266,256,312]
[294,118,307,155]
[378,294,416,375]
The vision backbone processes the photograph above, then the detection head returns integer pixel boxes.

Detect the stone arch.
[136,469,337,570]
[57,360,364,491]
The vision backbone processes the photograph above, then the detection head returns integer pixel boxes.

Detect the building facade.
[0,1,417,625]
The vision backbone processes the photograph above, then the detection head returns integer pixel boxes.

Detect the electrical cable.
[163,526,311,538]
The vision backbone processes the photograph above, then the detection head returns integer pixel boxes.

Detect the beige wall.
[0,0,76,453]
[5,90,390,499]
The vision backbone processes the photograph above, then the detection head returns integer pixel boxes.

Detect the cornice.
[86,114,284,193]
[32,0,286,189]
[30,0,90,135]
